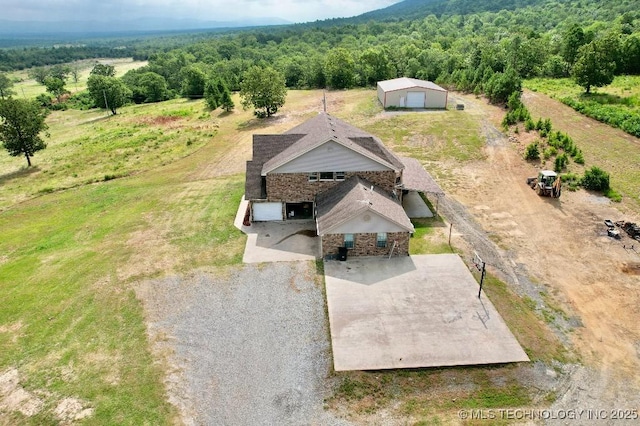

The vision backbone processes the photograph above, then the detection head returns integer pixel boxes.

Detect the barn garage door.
[406,91,426,108]
[252,202,283,221]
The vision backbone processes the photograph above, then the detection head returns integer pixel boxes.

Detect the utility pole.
[103,90,110,116]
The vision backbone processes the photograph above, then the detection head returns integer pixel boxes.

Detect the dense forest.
[2,0,640,109]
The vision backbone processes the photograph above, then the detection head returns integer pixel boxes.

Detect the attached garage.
[251,202,283,221]
[377,77,448,110]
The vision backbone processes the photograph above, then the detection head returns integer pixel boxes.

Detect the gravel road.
[136,261,351,426]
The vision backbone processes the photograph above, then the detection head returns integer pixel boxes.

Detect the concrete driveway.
[324,254,529,371]
[235,197,320,263]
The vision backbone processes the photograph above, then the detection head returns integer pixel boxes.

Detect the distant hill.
[0,17,291,36]
[357,0,543,20]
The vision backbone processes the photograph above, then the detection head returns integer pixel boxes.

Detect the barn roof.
[377,77,447,93]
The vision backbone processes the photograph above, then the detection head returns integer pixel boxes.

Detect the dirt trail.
[444,93,640,415]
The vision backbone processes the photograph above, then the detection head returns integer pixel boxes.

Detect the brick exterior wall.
[266,171,398,202]
[321,232,410,258]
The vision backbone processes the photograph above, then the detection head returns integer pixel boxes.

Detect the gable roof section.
[378,77,447,93]
[245,134,304,199]
[316,176,414,235]
[261,113,404,174]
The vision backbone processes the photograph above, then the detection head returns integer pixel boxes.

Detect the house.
[245,112,417,257]
[377,77,448,109]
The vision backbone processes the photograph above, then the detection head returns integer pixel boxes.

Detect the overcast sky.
[3,0,401,23]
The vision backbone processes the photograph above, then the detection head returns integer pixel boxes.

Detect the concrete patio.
[402,191,434,218]
[324,254,529,371]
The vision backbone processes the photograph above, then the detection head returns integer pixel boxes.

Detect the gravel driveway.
[137,262,350,426]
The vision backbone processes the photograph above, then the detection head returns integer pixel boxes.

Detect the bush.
[543,146,557,159]
[581,166,610,191]
[524,118,535,132]
[604,188,622,202]
[574,150,585,164]
[524,143,540,161]
[561,97,640,138]
[67,91,95,110]
[534,118,544,131]
[554,153,568,172]
[560,172,581,191]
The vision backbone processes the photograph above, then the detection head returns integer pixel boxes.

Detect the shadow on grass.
[237,114,287,131]
[80,114,113,125]
[0,165,40,184]
[579,92,635,106]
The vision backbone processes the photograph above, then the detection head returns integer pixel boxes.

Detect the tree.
[87,75,130,115]
[220,89,235,112]
[90,63,116,77]
[138,72,169,103]
[28,67,50,85]
[562,24,587,66]
[572,41,616,93]
[484,68,521,104]
[239,66,286,118]
[0,73,15,99]
[204,78,221,109]
[49,65,71,81]
[360,48,392,86]
[44,76,68,103]
[181,65,206,99]
[325,48,355,89]
[0,98,49,167]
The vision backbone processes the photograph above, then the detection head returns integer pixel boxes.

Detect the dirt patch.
[0,368,43,418]
[621,262,640,275]
[54,398,94,425]
[143,115,183,127]
[443,92,640,411]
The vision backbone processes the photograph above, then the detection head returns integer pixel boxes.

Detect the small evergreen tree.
[220,89,235,112]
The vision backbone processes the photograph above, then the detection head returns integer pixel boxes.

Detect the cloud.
[2,0,400,23]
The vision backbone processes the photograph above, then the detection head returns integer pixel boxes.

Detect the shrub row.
[561,97,640,138]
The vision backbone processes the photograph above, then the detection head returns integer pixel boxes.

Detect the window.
[335,172,346,181]
[344,234,354,249]
[308,172,318,182]
[377,233,387,248]
[319,172,334,181]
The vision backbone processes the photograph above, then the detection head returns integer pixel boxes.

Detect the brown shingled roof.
[400,156,445,195]
[316,176,414,235]
[244,134,304,200]
[262,112,404,174]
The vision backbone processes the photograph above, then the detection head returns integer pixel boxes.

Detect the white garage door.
[406,91,426,108]
[252,202,283,221]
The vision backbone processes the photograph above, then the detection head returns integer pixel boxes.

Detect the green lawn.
[0,99,216,210]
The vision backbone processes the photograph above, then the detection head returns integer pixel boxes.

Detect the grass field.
[0,88,574,423]
[0,95,245,424]
[7,58,147,99]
